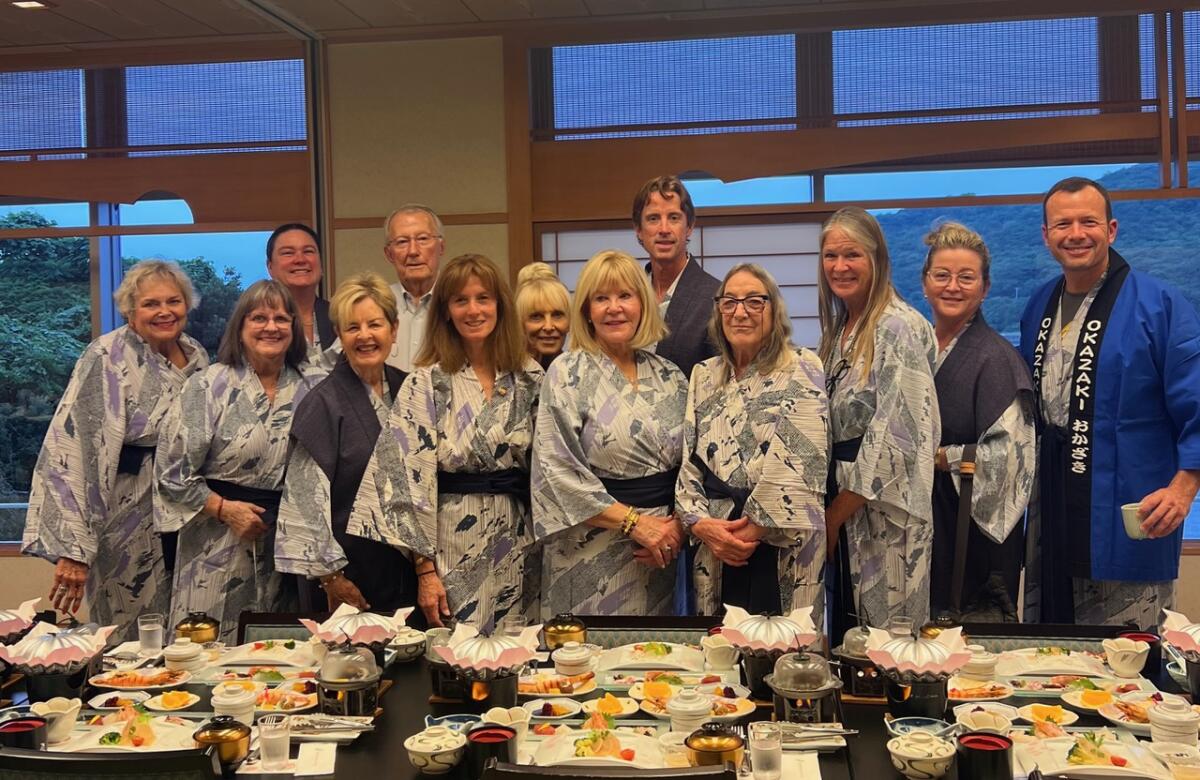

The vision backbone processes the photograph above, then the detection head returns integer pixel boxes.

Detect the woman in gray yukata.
[348,254,541,630]
[531,250,687,618]
[819,207,940,639]
[155,280,320,644]
[22,261,207,641]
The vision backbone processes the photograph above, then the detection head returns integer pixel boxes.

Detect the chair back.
[482,760,737,780]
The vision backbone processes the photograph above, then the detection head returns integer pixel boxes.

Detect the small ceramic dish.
[1016,703,1079,726]
[404,725,466,775]
[886,730,955,779]
[88,691,151,710]
[884,716,956,738]
[423,713,481,733]
[523,697,582,720]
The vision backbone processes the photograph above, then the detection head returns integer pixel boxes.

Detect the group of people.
[21,175,1200,646]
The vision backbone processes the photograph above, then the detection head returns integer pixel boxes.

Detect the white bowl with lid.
[552,641,597,676]
[961,644,998,679]
[210,682,257,726]
[886,730,955,779]
[1151,697,1200,745]
[667,688,712,734]
[163,638,205,672]
[404,725,467,774]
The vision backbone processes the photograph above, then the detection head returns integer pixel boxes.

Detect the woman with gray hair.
[155,279,321,643]
[675,264,829,616]
[22,260,208,640]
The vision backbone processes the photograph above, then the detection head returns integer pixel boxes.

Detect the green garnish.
[99,731,121,746]
[1066,678,1099,690]
[655,674,684,686]
[640,642,671,657]
[284,639,296,650]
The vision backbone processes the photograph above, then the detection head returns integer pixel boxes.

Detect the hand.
[50,557,88,614]
[630,515,682,568]
[729,519,767,544]
[1139,480,1199,538]
[417,572,451,627]
[692,518,758,567]
[323,574,369,611]
[219,500,268,541]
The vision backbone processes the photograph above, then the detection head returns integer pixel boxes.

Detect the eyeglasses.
[825,358,850,396]
[386,234,441,252]
[925,269,982,288]
[247,313,293,328]
[714,294,770,315]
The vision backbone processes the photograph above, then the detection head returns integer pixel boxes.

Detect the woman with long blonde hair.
[818,207,939,638]
[348,254,541,628]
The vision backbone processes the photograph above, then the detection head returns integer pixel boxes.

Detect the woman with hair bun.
[516,262,570,369]
[921,222,1034,622]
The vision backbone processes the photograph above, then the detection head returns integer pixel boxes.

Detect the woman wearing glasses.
[155,280,321,643]
[531,250,686,618]
[819,207,939,638]
[922,223,1034,622]
[675,264,829,616]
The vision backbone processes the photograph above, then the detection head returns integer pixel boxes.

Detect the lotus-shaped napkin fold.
[1163,609,1200,661]
[0,621,116,674]
[434,623,541,680]
[720,605,818,655]
[0,598,40,642]
[299,604,415,647]
[866,625,970,682]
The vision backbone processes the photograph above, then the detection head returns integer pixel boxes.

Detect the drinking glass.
[138,613,164,656]
[496,614,528,638]
[257,714,291,771]
[749,722,782,780]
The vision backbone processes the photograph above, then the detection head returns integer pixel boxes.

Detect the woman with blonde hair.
[515,262,570,369]
[921,223,1034,622]
[676,263,829,616]
[531,249,686,617]
[22,260,207,640]
[349,254,541,628]
[277,272,417,613]
[818,207,939,638]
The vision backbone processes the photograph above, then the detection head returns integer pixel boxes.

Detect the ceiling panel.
[0,6,115,45]
[464,0,590,20]
[702,0,823,7]
[582,0,704,15]
[49,0,159,40]
[331,0,476,27]
[156,0,280,34]
[269,0,374,31]
[96,0,223,37]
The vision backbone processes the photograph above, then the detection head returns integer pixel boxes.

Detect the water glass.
[496,614,528,638]
[749,722,782,780]
[138,613,164,656]
[257,714,291,771]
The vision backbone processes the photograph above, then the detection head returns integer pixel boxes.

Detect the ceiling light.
[12,1,51,8]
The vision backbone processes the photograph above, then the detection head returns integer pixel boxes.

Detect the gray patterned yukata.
[22,326,207,641]
[531,349,687,618]
[1024,274,1174,627]
[828,298,940,628]
[676,350,830,617]
[154,363,320,643]
[347,362,542,629]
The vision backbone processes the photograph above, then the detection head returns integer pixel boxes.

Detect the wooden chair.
[0,746,220,779]
[481,760,737,780]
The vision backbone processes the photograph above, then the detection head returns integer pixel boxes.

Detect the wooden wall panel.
[0,151,312,225]
[530,112,1160,221]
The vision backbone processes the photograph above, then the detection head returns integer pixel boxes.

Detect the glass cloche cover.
[319,645,380,683]
[769,651,837,692]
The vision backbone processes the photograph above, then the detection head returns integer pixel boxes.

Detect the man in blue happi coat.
[1020,176,1200,630]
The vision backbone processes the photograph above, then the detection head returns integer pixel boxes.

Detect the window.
[0,69,85,157]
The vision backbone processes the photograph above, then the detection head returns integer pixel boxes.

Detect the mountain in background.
[878,163,1200,339]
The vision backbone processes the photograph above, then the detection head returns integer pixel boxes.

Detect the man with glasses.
[1019,177,1200,629]
[633,175,720,379]
[382,204,445,372]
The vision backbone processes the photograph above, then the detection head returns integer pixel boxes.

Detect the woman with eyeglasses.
[675,264,829,616]
[921,223,1034,622]
[819,207,939,639]
[155,280,322,643]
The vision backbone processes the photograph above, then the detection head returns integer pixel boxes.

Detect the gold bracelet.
[621,507,641,535]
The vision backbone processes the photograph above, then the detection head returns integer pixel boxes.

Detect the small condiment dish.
[887,730,955,779]
[1103,637,1150,678]
[28,697,80,744]
[404,725,466,774]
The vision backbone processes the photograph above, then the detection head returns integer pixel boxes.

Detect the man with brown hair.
[633,175,720,378]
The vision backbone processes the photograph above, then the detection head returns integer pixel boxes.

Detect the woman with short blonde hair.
[515,262,570,369]
[531,249,687,618]
[350,255,541,628]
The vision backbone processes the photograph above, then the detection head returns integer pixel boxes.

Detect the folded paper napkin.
[1163,609,1200,658]
[0,598,40,637]
[434,622,542,673]
[720,605,819,652]
[299,605,415,646]
[865,625,971,676]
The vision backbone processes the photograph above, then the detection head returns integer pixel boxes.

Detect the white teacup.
[483,706,530,743]
[30,697,81,744]
[700,635,739,670]
[1123,503,1149,540]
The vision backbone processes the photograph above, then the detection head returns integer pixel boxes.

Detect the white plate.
[597,643,705,672]
[695,682,751,700]
[52,716,197,753]
[707,697,755,722]
[88,669,192,690]
[946,676,1014,702]
[1016,735,1169,778]
[518,674,598,699]
[220,640,316,667]
[1016,704,1080,726]
[143,692,201,712]
[639,699,672,720]
[627,681,683,701]
[533,729,663,768]
[952,702,1020,722]
[256,682,318,713]
[1096,691,1186,737]
[996,648,1107,677]
[1062,689,1118,713]
[87,691,151,710]
[523,698,583,720]
[580,697,639,718]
